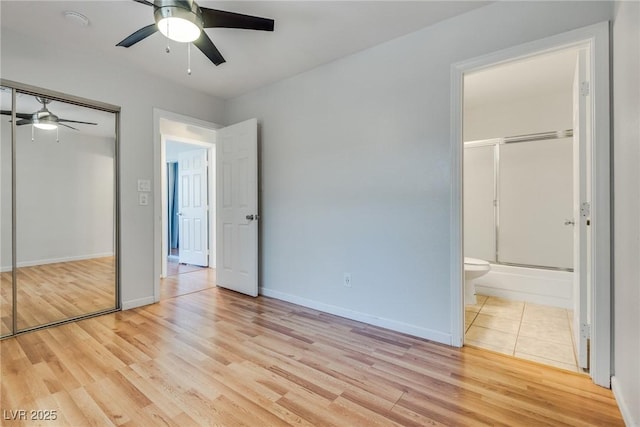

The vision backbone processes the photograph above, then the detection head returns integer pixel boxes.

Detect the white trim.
[1,252,114,272]
[122,296,155,310]
[261,288,452,345]
[153,108,222,303]
[450,58,464,348]
[611,376,637,427]
[450,22,611,386]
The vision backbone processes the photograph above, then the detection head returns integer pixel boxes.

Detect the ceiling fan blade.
[16,119,32,126]
[1,110,33,120]
[201,8,274,31]
[58,123,79,131]
[193,32,225,66]
[116,23,158,48]
[58,118,98,126]
[132,0,155,6]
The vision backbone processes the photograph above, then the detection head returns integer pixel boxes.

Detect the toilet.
[464,257,491,305]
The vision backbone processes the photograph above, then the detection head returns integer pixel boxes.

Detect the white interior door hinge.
[581,323,591,339]
[580,81,590,97]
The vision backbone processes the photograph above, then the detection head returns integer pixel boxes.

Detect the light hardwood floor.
[161,264,215,300]
[1,272,623,426]
[1,257,116,336]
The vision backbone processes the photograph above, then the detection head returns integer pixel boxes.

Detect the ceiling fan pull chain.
[187,43,192,75]
[31,125,34,142]
[166,21,171,54]
[56,127,60,143]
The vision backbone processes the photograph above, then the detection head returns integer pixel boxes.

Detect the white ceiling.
[0,1,490,99]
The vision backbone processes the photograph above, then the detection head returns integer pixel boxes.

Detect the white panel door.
[178,148,208,267]
[216,118,258,297]
[573,50,589,369]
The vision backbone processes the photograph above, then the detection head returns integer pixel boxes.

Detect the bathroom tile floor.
[465,295,582,373]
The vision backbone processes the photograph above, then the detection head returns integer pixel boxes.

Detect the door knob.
[246,214,254,221]
[246,214,260,221]
[564,219,575,226]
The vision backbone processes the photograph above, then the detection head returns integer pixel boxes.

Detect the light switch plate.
[137,179,151,192]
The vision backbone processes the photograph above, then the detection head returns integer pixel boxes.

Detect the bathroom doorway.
[451,22,611,387]
[461,47,587,372]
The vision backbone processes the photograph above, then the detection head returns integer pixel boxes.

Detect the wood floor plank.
[0,270,625,426]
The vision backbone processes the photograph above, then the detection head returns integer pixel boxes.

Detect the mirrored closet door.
[0,81,120,336]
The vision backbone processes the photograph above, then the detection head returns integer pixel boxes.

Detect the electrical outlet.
[343,273,351,288]
[138,193,149,206]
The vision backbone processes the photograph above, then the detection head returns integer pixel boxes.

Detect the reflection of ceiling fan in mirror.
[116,0,275,67]
[0,97,97,131]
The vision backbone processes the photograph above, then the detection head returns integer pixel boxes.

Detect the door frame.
[449,22,611,387]
[153,108,221,302]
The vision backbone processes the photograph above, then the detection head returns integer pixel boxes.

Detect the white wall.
[612,1,640,425]
[225,2,614,342]
[0,28,227,307]
[464,90,573,141]
[166,140,201,163]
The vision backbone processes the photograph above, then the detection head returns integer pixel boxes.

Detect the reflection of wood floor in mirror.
[161,265,216,300]
[0,257,116,335]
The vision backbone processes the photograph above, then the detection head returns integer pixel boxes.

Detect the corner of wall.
[611,376,639,427]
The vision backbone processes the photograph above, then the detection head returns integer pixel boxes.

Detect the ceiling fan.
[0,97,97,130]
[116,0,275,66]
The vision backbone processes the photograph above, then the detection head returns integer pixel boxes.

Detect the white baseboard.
[259,287,452,345]
[122,296,155,310]
[1,252,114,272]
[474,264,573,308]
[612,376,639,427]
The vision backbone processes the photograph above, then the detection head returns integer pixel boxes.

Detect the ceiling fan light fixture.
[155,5,202,43]
[33,121,58,131]
[32,111,58,130]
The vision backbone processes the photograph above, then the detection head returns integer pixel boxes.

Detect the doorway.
[153,110,261,302]
[462,47,586,372]
[450,22,611,387]
[155,112,220,300]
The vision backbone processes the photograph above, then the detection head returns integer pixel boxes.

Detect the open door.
[178,148,209,267]
[573,49,589,369]
[216,119,259,297]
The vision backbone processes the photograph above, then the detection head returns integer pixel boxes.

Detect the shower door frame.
[464,130,576,272]
[449,22,611,387]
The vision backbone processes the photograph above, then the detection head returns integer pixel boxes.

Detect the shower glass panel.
[14,92,117,331]
[0,86,13,337]
[463,145,496,262]
[498,138,573,269]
